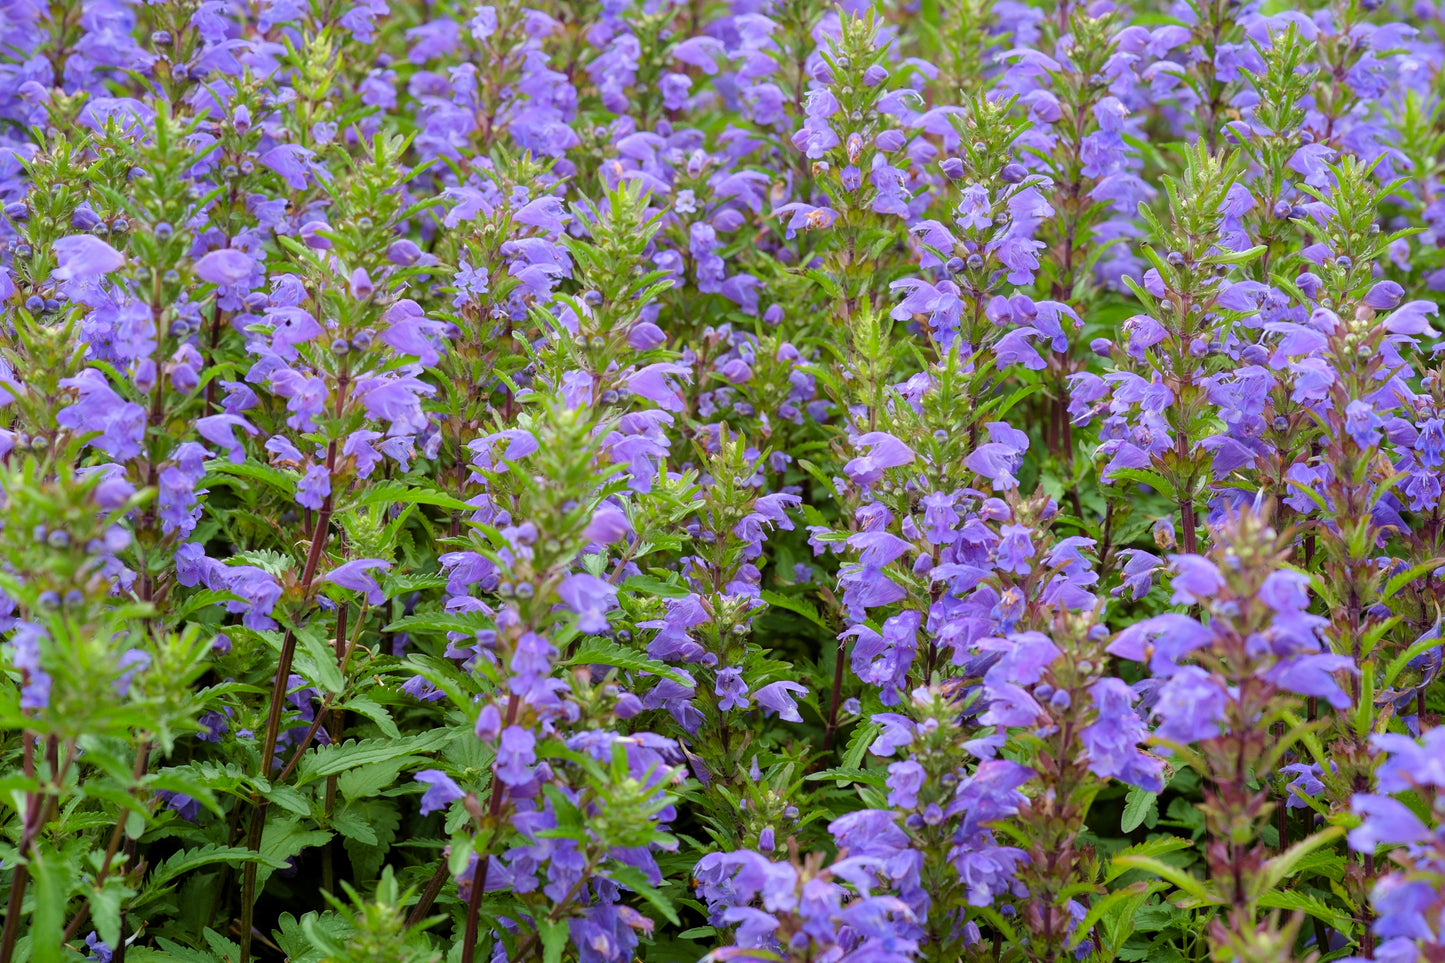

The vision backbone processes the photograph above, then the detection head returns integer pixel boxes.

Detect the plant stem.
[459,693,519,963]
[238,443,335,963]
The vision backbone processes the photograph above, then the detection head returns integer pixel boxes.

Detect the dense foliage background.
[0,0,1443,961]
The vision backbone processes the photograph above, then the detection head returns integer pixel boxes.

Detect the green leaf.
[842,722,879,771]
[1381,558,1445,602]
[760,589,829,629]
[202,460,296,497]
[609,862,681,926]
[262,782,312,817]
[337,760,407,801]
[340,800,400,883]
[30,846,65,963]
[349,479,472,512]
[257,819,333,894]
[384,609,496,636]
[1121,787,1159,833]
[292,622,345,695]
[342,695,401,739]
[1105,467,1177,500]
[805,767,884,786]
[1109,854,1214,902]
[622,574,692,599]
[564,638,689,685]
[1258,889,1354,935]
[228,549,294,578]
[1261,826,1344,889]
[1067,881,1167,951]
[147,845,287,891]
[331,808,378,846]
[90,879,127,949]
[296,732,451,783]
[539,919,570,963]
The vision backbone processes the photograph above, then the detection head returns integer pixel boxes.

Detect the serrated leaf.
[1067,881,1167,951]
[341,800,400,883]
[349,479,472,512]
[202,460,297,496]
[337,759,407,801]
[257,819,332,893]
[760,589,828,628]
[539,919,570,963]
[1121,787,1159,833]
[805,767,884,786]
[609,862,680,925]
[622,574,692,599]
[1105,467,1177,500]
[30,845,64,963]
[296,732,451,783]
[384,609,495,636]
[262,782,312,817]
[1262,826,1344,889]
[342,695,401,739]
[564,638,689,685]
[1381,557,1445,602]
[1109,854,1214,901]
[842,721,879,771]
[90,879,127,949]
[228,549,294,578]
[147,845,287,891]
[331,808,378,845]
[293,623,345,694]
[1258,889,1353,935]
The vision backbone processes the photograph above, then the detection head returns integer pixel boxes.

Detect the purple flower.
[715,667,750,711]
[845,433,915,486]
[556,573,618,634]
[53,235,125,281]
[1153,666,1227,744]
[584,504,631,543]
[625,363,690,411]
[1347,795,1430,851]
[58,370,146,461]
[886,760,926,809]
[995,525,1035,575]
[195,414,257,464]
[1168,555,1223,605]
[414,769,464,815]
[496,725,537,786]
[755,680,807,722]
[297,463,331,510]
[194,249,254,285]
[1080,678,1163,791]
[321,559,391,605]
[1344,400,1383,449]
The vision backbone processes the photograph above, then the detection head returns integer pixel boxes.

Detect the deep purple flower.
[755,680,807,722]
[1081,678,1163,791]
[557,573,618,633]
[1153,666,1227,744]
[321,559,391,605]
[53,235,125,281]
[496,725,537,786]
[194,248,254,285]
[715,667,750,711]
[414,769,465,815]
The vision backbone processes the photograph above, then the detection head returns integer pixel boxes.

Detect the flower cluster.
[0,1,1441,963]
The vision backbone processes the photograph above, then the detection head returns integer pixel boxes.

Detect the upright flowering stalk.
[398,397,682,963]
[0,455,211,962]
[1084,141,1262,554]
[1109,507,1356,960]
[781,10,916,323]
[694,844,919,963]
[1025,4,1154,462]
[1347,728,1445,962]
